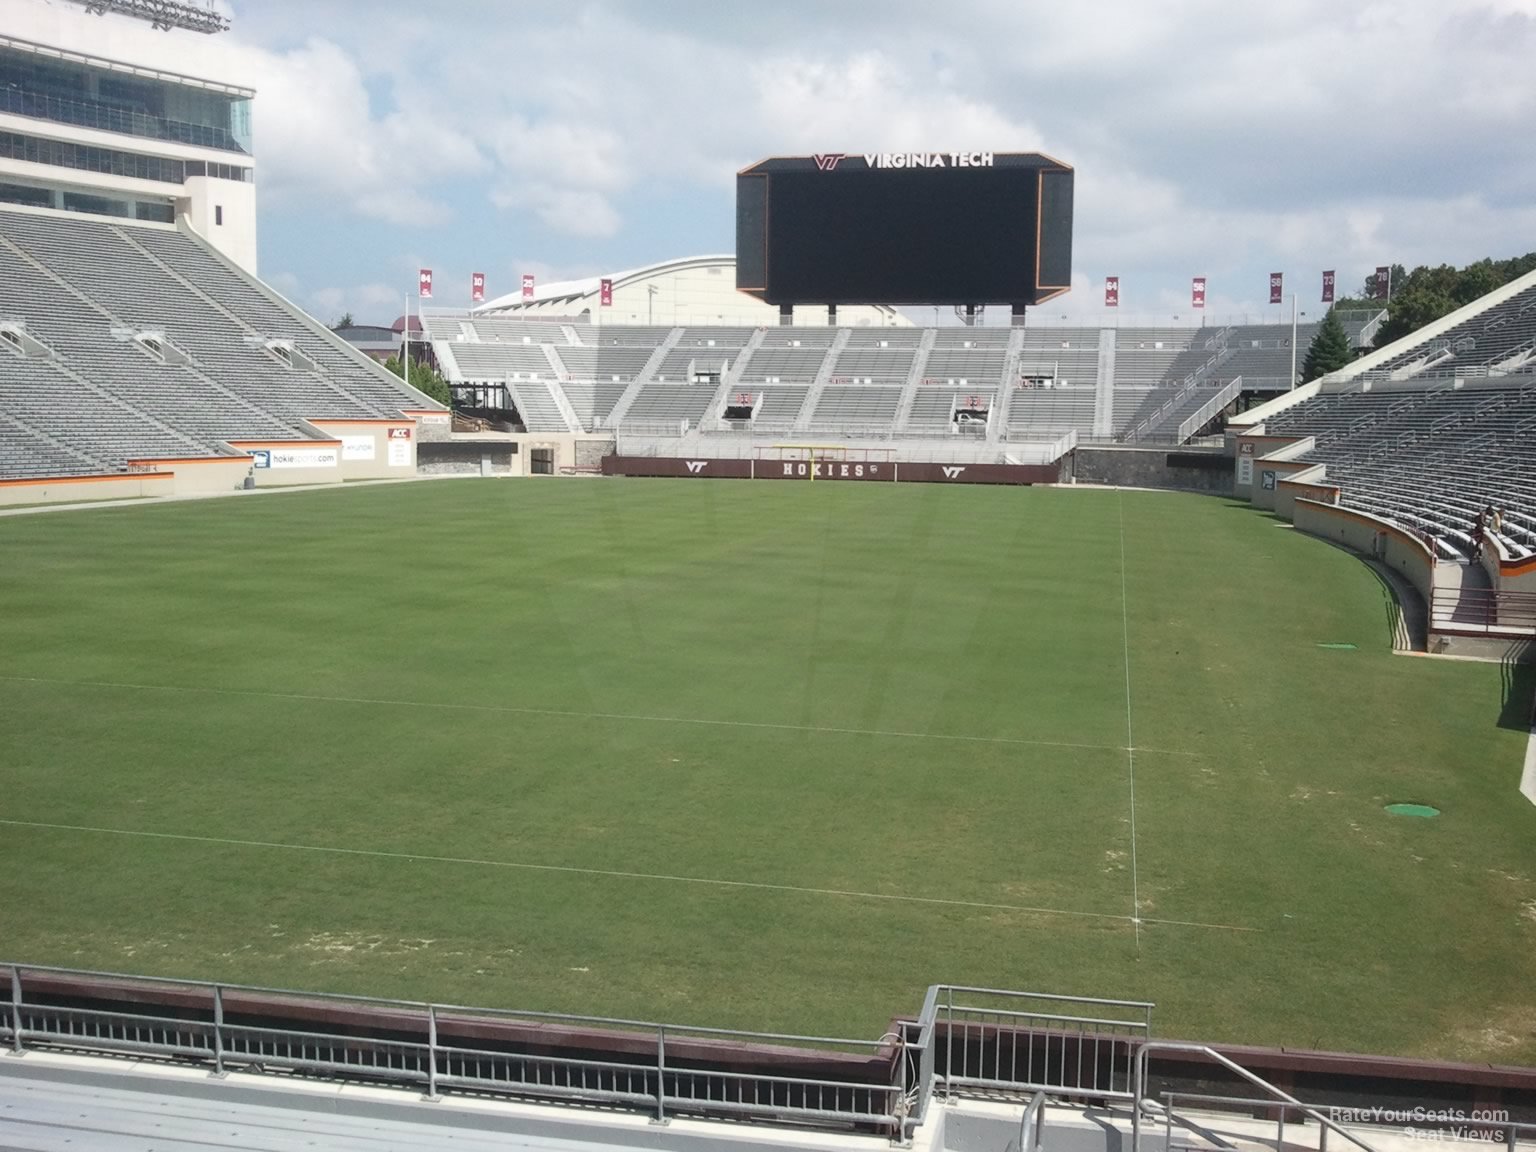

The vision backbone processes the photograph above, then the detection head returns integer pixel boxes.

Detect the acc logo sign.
[812,153,846,171]
[387,427,412,440]
[685,461,708,474]
[942,466,965,479]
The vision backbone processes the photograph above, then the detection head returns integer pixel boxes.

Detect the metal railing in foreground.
[1155,1092,1536,1152]
[0,963,1152,1140]
[934,986,1152,1104]
[1132,1042,1379,1152]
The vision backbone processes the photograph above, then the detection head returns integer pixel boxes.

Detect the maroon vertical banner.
[470,272,485,303]
[521,273,535,299]
[1104,276,1119,308]
[1375,266,1390,300]
[418,268,433,298]
[1269,272,1283,304]
[599,277,613,307]
[1321,270,1335,303]
[1191,277,1206,309]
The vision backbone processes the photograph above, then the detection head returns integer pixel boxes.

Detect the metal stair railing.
[1132,1041,1378,1152]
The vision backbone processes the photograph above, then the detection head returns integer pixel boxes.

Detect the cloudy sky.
[12,0,1536,324]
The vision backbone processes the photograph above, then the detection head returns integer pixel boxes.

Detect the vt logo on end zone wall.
[812,153,845,170]
[942,466,965,479]
[685,461,708,473]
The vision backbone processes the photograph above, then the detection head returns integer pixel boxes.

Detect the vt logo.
[812,153,846,171]
[685,461,708,473]
[941,466,965,479]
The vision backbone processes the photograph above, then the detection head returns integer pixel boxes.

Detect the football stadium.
[1,3,1534,1148]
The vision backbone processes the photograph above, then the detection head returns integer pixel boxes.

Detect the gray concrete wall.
[1071,446,1233,494]
[417,443,517,476]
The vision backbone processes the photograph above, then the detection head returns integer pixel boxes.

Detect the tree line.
[1304,251,1536,381]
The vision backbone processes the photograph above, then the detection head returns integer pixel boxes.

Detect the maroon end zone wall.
[601,456,1062,485]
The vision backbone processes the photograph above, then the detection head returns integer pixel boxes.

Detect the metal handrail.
[1163,1091,1534,1152]
[1016,1091,1048,1152]
[1132,1042,1378,1152]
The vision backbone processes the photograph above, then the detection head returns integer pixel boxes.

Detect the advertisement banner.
[1192,276,1206,309]
[470,272,485,303]
[599,277,613,306]
[521,273,535,299]
[1322,270,1335,303]
[340,435,375,462]
[1269,272,1283,305]
[1104,276,1119,308]
[418,268,433,298]
[387,426,413,468]
[1375,266,1391,299]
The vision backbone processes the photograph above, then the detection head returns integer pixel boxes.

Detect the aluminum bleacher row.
[424,316,1294,442]
[1367,282,1536,381]
[1263,382,1536,559]
[0,206,442,480]
[1251,272,1536,560]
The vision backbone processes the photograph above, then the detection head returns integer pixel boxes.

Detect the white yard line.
[0,818,1257,933]
[1117,492,1143,947]
[0,674,1205,758]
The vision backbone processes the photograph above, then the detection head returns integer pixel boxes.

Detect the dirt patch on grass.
[1445,1005,1536,1061]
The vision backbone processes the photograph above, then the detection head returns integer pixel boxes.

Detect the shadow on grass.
[1499,655,1535,735]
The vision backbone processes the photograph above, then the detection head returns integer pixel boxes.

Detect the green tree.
[383,354,452,408]
[1371,252,1536,347]
[330,311,355,330]
[1302,309,1354,381]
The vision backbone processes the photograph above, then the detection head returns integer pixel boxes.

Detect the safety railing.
[1156,1091,1536,1152]
[0,963,1155,1141]
[1176,378,1244,442]
[1431,586,1536,631]
[934,986,1153,1105]
[1132,1042,1378,1152]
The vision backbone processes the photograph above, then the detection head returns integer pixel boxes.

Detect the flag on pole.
[521,273,535,299]
[1269,272,1283,305]
[470,272,485,303]
[1104,276,1119,308]
[418,268,433,298]
[599,278,613,307]
[1321,270,1335,304]
[1192,277,1206,309]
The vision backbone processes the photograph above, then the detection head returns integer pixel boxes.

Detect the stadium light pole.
[1289,294,1298,390]
[403,292,411,393]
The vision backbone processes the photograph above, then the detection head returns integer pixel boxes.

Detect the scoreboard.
[736,152,1073,308]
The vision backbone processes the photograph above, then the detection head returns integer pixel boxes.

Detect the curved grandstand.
[423,310,1343,446]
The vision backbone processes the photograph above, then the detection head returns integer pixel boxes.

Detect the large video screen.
[736,153,1073,307]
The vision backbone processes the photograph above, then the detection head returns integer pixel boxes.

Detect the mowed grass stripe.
[1,480,1532,1057]
[0,673,1145,755]
[0,816,1254,932]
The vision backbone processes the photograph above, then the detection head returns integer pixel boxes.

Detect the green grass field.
[1,479,1533,1061]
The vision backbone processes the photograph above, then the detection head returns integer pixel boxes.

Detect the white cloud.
[11,0,1534,316]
